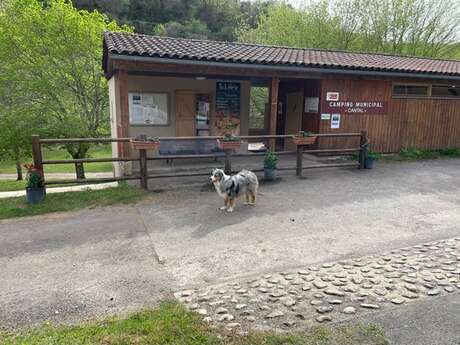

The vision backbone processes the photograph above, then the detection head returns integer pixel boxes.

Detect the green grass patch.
[0,301,388,345]
[0,180,26,192]
[0,144,113,175]
[0,183,146,220]
[380,147,460,161]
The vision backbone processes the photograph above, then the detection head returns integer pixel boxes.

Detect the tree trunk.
[75,162,85,179]
[16,160,23,181]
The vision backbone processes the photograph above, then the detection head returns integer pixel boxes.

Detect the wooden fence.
[31,131,368,190]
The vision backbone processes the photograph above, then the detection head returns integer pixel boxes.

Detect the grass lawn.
[0,301,389,345]
[0,180,26,192]
[0,144,113,175]
[0,183,146,220]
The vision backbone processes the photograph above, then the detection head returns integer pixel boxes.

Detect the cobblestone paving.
[174,237,460,330]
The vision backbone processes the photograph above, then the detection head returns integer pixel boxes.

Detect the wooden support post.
[269,76,279,150]
[224,149,232,175]
[139,149,148,190]
[359,130,368,169]
[138,134,148,190]
[296,145,303,177]
[31,135,44,183]
[118,69,130,157]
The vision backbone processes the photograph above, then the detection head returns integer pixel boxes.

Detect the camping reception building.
[102,32,460,173]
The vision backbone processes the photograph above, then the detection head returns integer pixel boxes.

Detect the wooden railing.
[31,131,368,190]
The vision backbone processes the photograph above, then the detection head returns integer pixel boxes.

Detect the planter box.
[365,157,375,169]
[26,187,45,204]
[292,136,317,146]
[130,140,160,150]
[217,139,241,150]
[264,168,277,181]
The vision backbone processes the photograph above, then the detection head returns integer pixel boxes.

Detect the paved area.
[0,182,118,199]
[0,207,173,328]
[1,158,460,344]
[175,238,460,330]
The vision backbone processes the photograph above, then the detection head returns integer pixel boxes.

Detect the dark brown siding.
[318,79,460,152]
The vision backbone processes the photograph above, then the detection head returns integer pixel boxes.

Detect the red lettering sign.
[323,100,388,114]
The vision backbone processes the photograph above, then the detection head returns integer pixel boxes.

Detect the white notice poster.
[304,97,319,113]
[129,92,168,125]
[331,113,340,129]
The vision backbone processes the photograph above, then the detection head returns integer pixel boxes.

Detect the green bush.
[264,150,278,169]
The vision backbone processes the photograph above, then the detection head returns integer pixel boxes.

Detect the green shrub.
[264,150,278,169]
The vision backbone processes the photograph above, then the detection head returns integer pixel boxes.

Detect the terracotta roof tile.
[104,32,460,77]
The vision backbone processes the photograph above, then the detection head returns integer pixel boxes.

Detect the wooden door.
[285,92,303,151]
[175,91,195,136]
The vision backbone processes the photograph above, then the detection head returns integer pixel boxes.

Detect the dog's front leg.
[227,198,235,212]
[219,196,229,211]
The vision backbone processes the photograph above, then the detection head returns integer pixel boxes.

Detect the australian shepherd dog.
[210,168,259,212]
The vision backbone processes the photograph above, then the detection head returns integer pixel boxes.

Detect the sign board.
[331,113,341,129]
[323,100,388,114]
[216,82,240,116]
[215,82,241,136]
[321,113,331,120]
[326,92,339,101]
[129,92,168,125]
[304,97,319,113]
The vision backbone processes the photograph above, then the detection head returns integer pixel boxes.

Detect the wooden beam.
[118,69,130,157]
[269,76,279,150]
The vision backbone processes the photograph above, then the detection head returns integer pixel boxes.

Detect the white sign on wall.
[326,92,339,101]
[321,113,331,120]
[129,92,168,125]
[304,97,319,113]
[331,113,341,129]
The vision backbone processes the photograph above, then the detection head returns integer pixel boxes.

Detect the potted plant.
[217,133,241,150]
[292,131,318,146]
[24,163,45,204]
[264,150,278,181]
[130,135,160,150]
[365,151,380,169]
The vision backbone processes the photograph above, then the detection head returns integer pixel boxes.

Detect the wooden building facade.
[103,32,460,164]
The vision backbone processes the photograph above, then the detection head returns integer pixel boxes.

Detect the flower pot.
[217,139,241,150]
[130,140,160,150]
[365,157,375,169]
[26,187,45,204]
[264,168,277,181]
[292,136,317,146]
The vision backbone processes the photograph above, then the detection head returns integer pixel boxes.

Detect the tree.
[0,0,130,179]
[238,0,460,59]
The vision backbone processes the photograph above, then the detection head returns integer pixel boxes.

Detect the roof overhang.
[104,52,460,82]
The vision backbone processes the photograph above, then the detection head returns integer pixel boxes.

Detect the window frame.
[431,84,460,99]
[392,83,431,99]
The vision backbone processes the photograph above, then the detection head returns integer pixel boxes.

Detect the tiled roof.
[104,32,460,77]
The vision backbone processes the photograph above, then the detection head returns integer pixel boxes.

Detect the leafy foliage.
[73,0,275,41]
[238,0,460,59]
[264,149,278,169]
[0,0,130,179]
[24,164,44,188]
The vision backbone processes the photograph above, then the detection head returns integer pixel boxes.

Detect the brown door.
[285,92,303,151]
[175,91,195,136]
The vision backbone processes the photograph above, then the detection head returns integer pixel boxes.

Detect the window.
[393,84,429,97]
[128,92,169,125]
[432,85,460,98]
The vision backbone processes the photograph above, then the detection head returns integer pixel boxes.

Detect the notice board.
[215,81,241,136]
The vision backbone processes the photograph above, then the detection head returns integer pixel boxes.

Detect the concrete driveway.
[1,159,459,342]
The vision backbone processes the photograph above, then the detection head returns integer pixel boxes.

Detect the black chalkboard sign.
[216,82,240,117]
